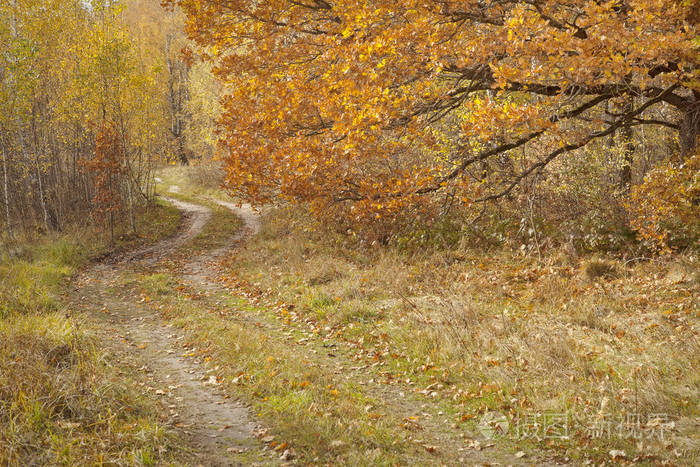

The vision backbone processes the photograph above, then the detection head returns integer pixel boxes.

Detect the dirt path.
[182,199,260,290]
[67,193,542,465]
[70,196,262,466]
[97,197,211,267]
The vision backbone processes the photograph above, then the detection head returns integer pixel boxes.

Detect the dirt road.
[70,196,263,466]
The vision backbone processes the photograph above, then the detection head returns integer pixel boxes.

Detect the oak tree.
[170,0,698,233]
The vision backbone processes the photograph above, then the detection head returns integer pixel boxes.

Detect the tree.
[0,0,172,239]
[169,0,699,230]
[125,0,216,165]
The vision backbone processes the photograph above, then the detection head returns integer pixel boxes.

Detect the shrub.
[628,151,700,252]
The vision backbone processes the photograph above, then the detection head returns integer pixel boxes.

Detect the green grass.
[0,201,183,465]
[188,202,241,254]
[0,201,180,317]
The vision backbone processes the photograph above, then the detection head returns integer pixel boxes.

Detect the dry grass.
[223,205,699,464]
[155,164,226,199]
[111,196,502,465]
[0,313,172,465]
[583,258,620,281]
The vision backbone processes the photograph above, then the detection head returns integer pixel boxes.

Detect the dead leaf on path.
[205,375,220,385]
[274,442,288,451]
[610,450,626,460]
[280,448,295,460]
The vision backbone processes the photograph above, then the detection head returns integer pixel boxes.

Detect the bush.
[628,151,700,252]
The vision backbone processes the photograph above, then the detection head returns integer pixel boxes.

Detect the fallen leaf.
[610,449,626,460]
[280,448,295,460]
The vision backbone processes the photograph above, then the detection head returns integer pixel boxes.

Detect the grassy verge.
[1,201,181,318]
[0,201,183,465]
[218,206,699,465]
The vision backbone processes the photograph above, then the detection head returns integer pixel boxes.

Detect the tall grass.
[0,239,83,318]
[0,202,181,464]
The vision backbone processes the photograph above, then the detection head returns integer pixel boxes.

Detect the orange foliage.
[82,122,126,225]
[167,0,699,231]
[629,150,700,251]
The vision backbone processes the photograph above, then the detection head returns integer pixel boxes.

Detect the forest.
[1,0,698,465]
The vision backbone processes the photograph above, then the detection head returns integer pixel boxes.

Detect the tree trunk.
[610,98,635,191]
[166,32,190,165]
[1,143,12,239]
[109,173,115,245]
[128,177,136,234]
[35,157,51,232]
[619,124,635,190]
[679,93,700,157]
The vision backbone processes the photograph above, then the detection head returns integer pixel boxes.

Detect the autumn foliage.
[0,0,222,241]
[169,0,698,243]
[628,149,700,251]
[82,123,125,228]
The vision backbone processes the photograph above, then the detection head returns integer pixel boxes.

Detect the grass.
[216,205,699,465]
[128,273,464,465]
[0,201,183,465]
[155,164,227,200]
[152,167,243,257]
[0,200,181,318]
[121,191,479,464]
[0,313,172,465]
[15,165,688,465]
